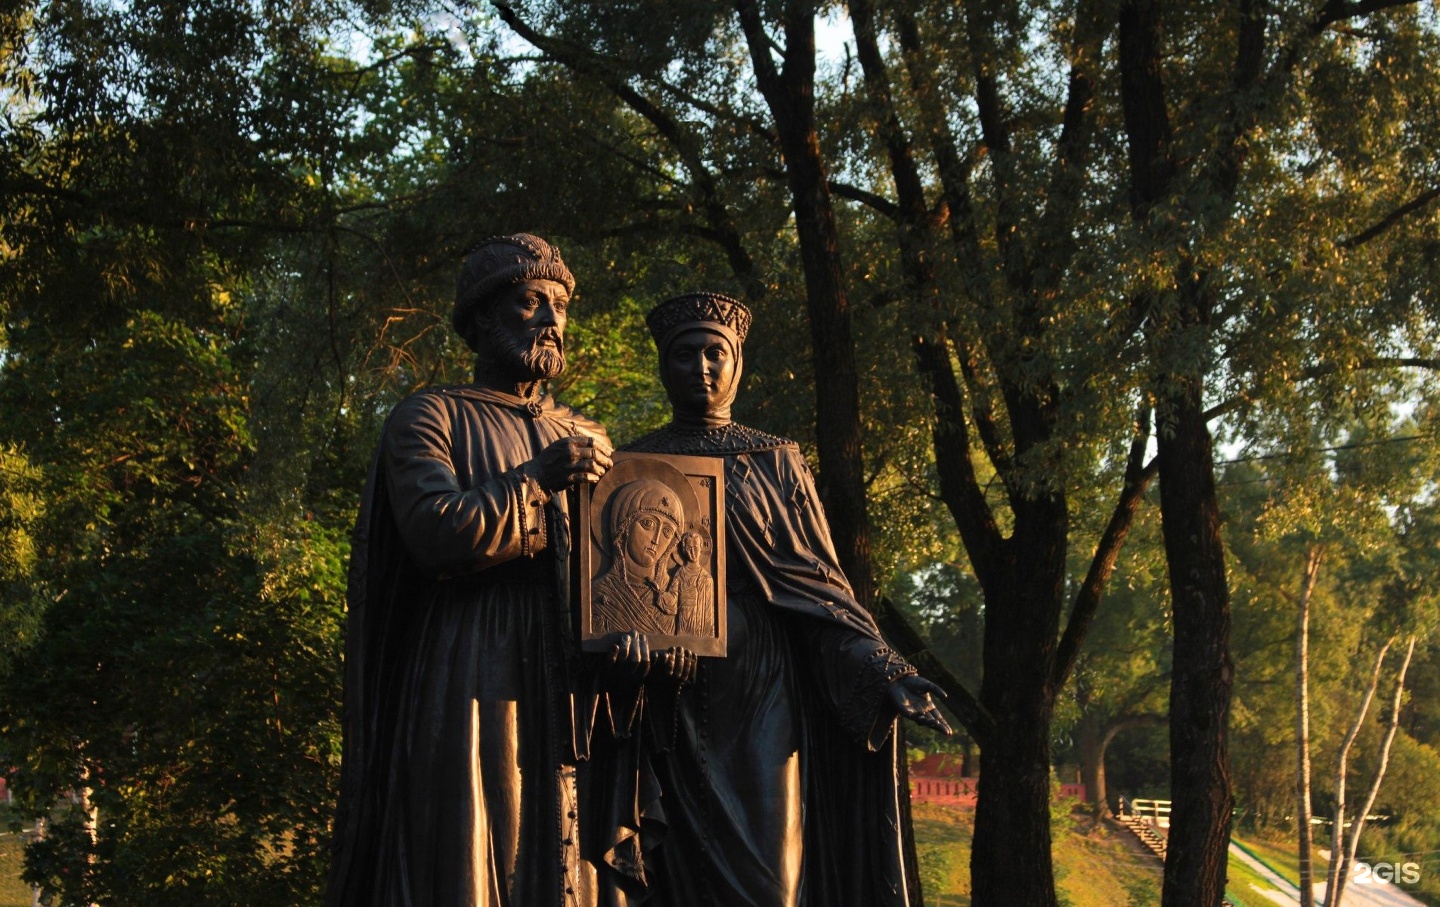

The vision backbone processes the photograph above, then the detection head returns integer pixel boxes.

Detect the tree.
[1296,545,1323,907]
[1221,401,1440,905]
[0,3,382,902]
[1325,635,1416,907]
[1064,535,1172,820]
[0,441,45,674]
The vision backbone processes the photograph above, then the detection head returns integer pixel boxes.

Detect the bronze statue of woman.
[588,292,950,907]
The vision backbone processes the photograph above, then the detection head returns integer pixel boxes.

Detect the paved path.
[1227,843,1426,907]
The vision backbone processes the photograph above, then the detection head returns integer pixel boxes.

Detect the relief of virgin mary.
[593,478,686,635]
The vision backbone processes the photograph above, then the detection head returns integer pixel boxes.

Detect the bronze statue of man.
[592,292,951,907]
[327,234,614,907]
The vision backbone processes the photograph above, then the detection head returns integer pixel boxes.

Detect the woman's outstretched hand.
[888,674,953,735]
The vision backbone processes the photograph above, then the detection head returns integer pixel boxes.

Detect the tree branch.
[957,345,1016,499]
[1314,0,1420,32]
[490,0,761,294]
[892,9,989,300]
[960,0,1025,283]
[1031,0,1109,293]
[490,0,776,146]
[1340,186,1440,248]
[1053,405,1157,689]
[849,0,931,232]
[1203,356,1440,423]
[916,330,1005,587]
[1118,0,1176,218]
[828,180,901,220]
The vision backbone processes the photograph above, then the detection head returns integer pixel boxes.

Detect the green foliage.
[0,286,346,903]
[0,444,45,675]
[0,6,361,900]
[1222,408,1440,833]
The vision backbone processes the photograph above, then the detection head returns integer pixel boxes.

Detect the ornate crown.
[645,292,752,348]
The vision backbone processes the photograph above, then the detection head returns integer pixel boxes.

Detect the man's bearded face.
[487,319,566,379]
[477,279,570,380]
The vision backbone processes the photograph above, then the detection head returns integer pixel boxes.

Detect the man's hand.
[609,630,652,682]
[533,435,613,491]
[888,675,953,735]
[651,647,697,686]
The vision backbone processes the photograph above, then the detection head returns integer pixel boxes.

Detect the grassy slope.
[914,804,1440,907]
[913,802,1165,906]
[1224,848,1289,907]
[0,836,31,907]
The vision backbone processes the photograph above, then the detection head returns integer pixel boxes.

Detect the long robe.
[327,386,609,907]
[591,421,921,907]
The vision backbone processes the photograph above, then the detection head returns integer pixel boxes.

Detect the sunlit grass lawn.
[912,803,1404,907]
[0,834,31,907]
[912,801,1165,906]
[1232,832,1326,885]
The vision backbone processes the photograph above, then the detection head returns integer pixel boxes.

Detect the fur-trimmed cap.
[453,234,576,347]
[645,292,752,354]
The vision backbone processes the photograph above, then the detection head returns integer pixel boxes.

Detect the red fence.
[909,776,1086,805]
[910,776,978,805]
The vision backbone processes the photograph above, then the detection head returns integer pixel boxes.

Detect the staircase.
[1118,811,1169,859]
[1115,798,1237,907]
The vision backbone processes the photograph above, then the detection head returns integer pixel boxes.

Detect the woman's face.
[625,513,678,569]
[662,328,739,417]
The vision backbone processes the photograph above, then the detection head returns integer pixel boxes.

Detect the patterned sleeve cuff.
[840,646,917,748]
[515,466,552,557]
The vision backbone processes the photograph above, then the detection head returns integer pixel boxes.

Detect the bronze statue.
[587,292,951,906]
[327,234,615,906]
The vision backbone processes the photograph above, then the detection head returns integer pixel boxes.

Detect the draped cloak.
[327,386,609,907]
[588,422,922,907]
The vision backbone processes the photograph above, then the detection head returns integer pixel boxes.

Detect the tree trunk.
[970,544,1065,907]
[1156,383,1234,907]
[1078,712,1108,818]
[1297,547,1322,907]
[734,0,876,607]
[1329,636,1416,907]
[909,336,1069,907]
[1322,636,1392,906]
[1080,713,1167,819]
[971,712,1057,907]
[1115,11,1235,894]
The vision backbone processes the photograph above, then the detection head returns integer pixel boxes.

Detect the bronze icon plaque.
[576,451,726,656]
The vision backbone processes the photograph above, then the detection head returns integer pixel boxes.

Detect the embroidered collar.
[624,422,794,455]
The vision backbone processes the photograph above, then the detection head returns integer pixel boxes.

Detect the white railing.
[1126,797,1172,830]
